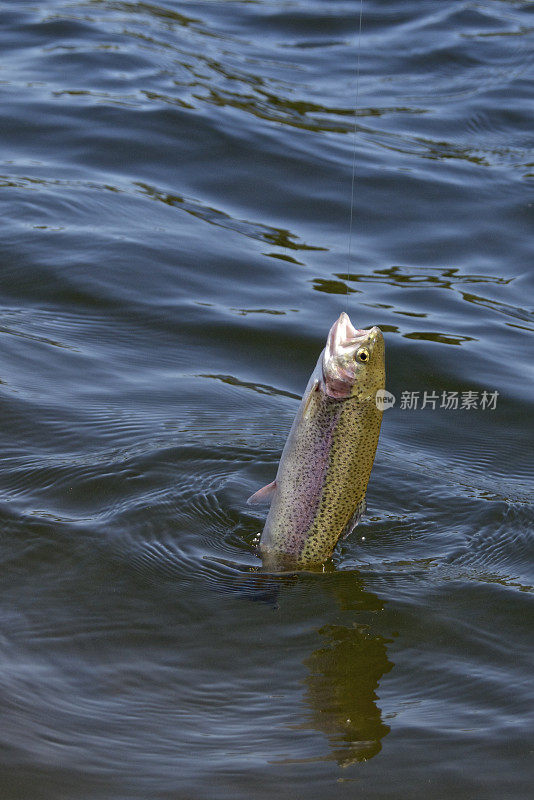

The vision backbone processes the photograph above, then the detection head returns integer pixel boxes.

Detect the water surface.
[1,1,533,798]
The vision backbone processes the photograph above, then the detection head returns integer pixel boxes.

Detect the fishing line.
[346,0,364,312]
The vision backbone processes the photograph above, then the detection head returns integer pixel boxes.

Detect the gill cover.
[321,312,384,401]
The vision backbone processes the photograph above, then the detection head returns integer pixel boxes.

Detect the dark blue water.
[1,1,533,797]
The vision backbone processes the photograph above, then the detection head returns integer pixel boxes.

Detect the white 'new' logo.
[375,389,396,411]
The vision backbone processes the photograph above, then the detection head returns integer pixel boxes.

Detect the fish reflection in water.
[221,567,393,765]
[299,620,393,765]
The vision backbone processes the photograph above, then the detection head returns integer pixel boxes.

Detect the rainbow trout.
[248,313,385,570]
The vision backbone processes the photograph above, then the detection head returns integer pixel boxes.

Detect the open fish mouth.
[322,312,374,399]
[325,312,369,358]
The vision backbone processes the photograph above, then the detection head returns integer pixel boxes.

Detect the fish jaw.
[322,313,383,400]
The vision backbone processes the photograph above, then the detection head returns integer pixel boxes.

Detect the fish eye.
[356,347,370,363]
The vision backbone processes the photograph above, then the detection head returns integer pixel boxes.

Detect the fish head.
[321,312,385,401]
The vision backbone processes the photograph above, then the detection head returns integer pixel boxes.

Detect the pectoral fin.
[303,379,320,419]
[342,497,367,539]
[247,480,277,505]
